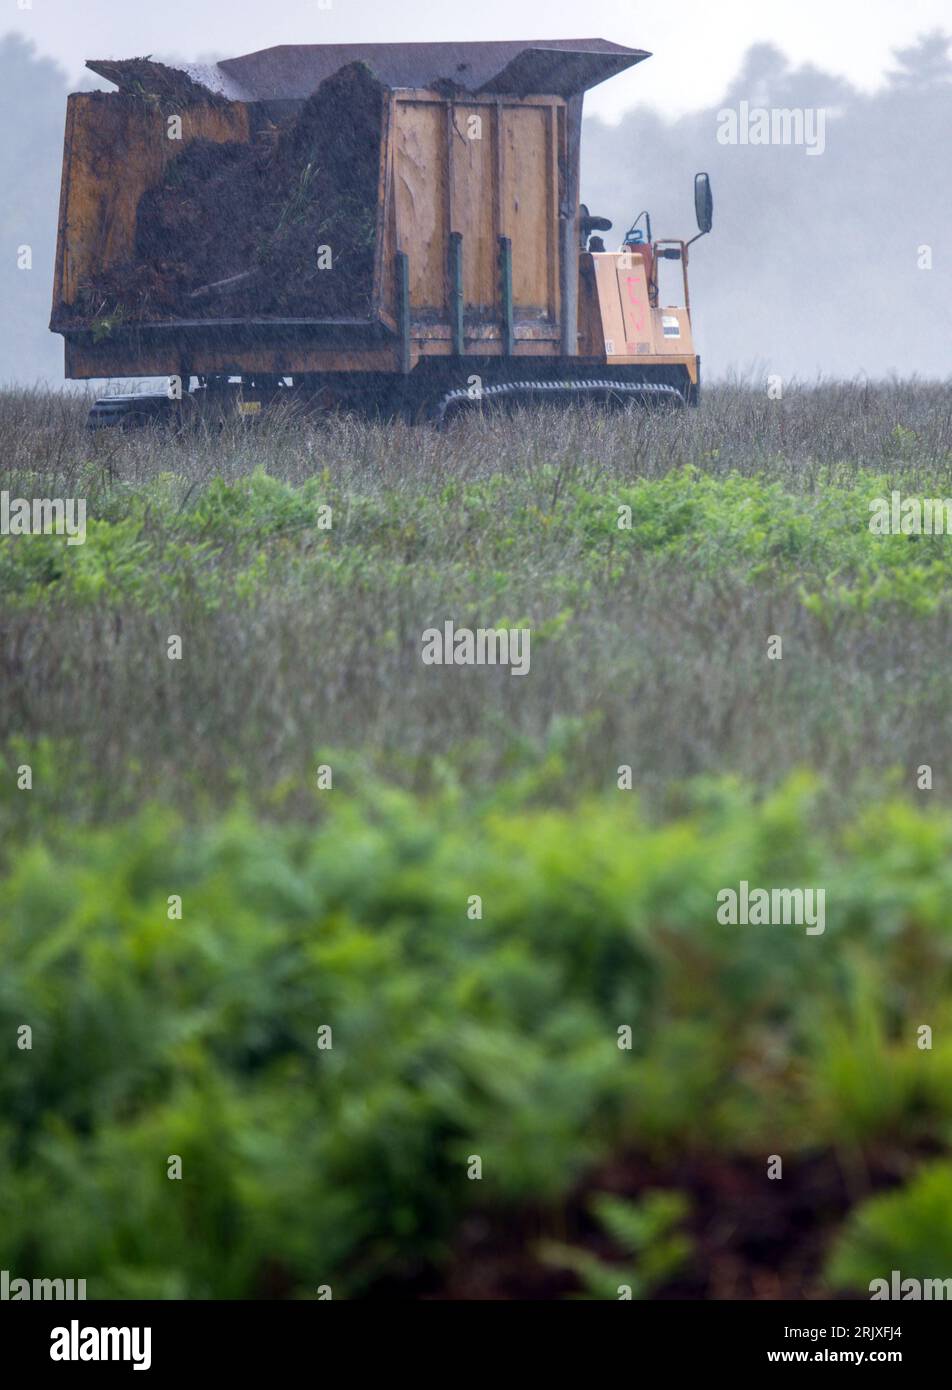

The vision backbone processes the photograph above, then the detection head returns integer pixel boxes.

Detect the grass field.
[3,381,952,1298]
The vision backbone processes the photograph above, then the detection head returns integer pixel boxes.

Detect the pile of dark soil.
[87,56,230,108]
[372,1145,933,1301]
[79,62,384,324]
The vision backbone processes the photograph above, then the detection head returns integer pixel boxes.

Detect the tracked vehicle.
[49,39,712,426]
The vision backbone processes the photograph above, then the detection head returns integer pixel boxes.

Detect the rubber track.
[430,378,684,424]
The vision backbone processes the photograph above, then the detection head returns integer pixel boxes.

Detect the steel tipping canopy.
[87,39,650,103]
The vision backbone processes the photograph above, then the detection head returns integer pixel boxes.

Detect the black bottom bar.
[0,1299,944,1375]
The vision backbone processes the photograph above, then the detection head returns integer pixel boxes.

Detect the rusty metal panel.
[51,94,250,319]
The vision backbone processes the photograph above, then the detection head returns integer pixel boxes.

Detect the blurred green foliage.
[540,1190,692,1299]
[3,774,952,1297]
[827,1162,952,1295]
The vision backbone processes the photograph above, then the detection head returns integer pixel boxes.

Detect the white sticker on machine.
[662,316,681,338]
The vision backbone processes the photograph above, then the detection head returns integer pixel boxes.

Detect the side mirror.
[694,172,713,235]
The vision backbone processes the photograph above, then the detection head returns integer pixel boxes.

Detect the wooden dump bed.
[51,40,648,378]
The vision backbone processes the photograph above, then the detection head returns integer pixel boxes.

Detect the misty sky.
[8,0,952,119]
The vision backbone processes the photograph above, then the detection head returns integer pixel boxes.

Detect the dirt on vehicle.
[79,62,385,323]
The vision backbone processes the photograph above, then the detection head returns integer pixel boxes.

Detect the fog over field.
[581,32,952,382]
[0,22,949,386]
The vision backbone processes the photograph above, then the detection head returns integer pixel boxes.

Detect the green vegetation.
[540,1191,693,1299]
[828,1164,952,1295]
[3,383,952,825]
[1,382,951,1297]
[8,462,952,615]
[3,777,952,1297]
